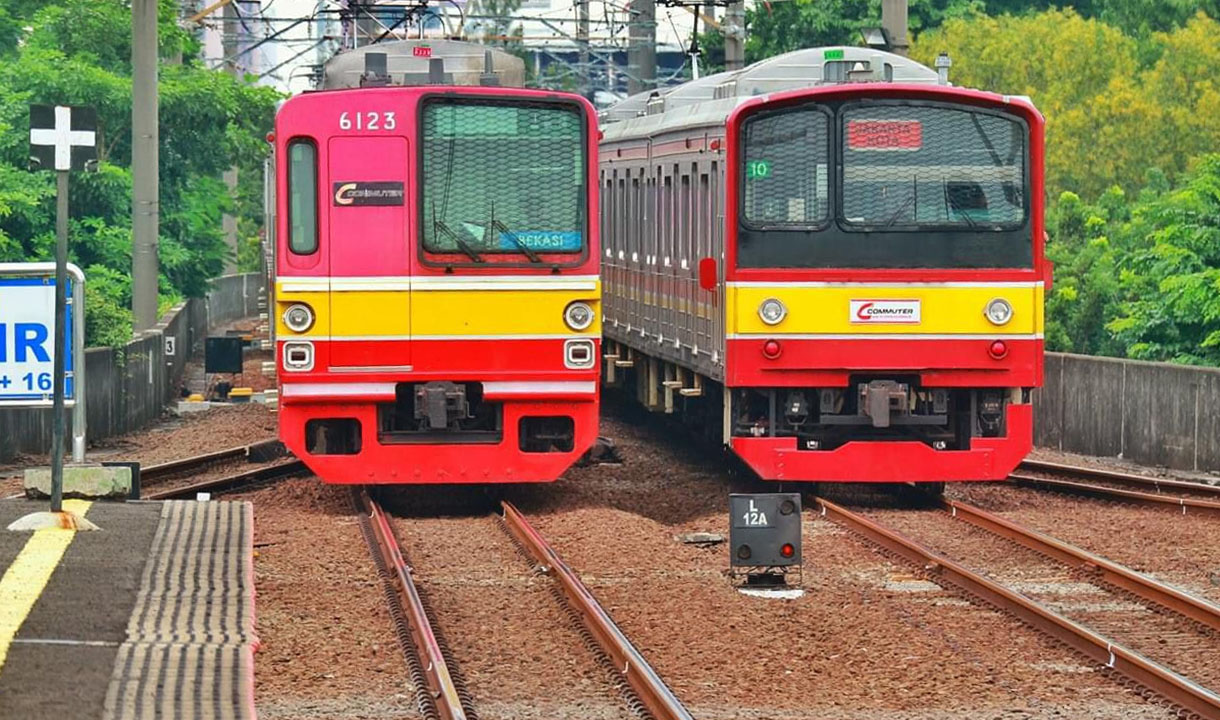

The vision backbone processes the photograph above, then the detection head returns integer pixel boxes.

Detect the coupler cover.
[729,493,802,568]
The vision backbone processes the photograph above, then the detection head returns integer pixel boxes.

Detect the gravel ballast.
[235,479,418,720]
[389,509,636,720]
[953,482,1220,607]
[505,412,1172,719]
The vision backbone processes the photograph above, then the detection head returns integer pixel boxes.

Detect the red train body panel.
[599,47,1047,484]
[271,66,601,484]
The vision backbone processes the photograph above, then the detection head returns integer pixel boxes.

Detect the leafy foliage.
[912,10,1220,201]
[1047,156,1220,365]
[0,0,279,346]
[716,0,1219,66]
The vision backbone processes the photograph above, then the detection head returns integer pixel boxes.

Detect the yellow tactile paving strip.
[0,499,92,672]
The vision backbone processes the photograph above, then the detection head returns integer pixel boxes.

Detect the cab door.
[327,135,411,368]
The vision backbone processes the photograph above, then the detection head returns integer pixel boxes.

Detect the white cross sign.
[29,104,97,172]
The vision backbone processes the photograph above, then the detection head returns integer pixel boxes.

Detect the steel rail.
[940,497,1220,633]
[1011,474,1220,516]
[1019,459,1220,498]
[500,501,694,720]
[359,489,468,720]
[814,496,1220,720]
[145,459,308,500]
[141,439,285,482]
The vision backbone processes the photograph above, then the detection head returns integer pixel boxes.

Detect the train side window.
[287,139,318,255]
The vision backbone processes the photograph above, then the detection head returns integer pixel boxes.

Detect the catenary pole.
[222,2,240,274]
[627,0,656,94]
[132,0,159,332]
[881,0,909,56]
[724,0,745,70]
[577,0,590,96]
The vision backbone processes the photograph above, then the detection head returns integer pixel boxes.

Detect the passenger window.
[287,140,318,254]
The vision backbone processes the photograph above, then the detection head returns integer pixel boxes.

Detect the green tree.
[912,10,1220,200]
[1105,155,1220,364]
[0,0,279,345]
[720,0,980,64]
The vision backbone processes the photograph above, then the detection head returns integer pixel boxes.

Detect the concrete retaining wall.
[0,273,263,461]
[1036,352,1220,473]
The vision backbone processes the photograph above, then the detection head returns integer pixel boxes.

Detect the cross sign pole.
[29,104,97,514]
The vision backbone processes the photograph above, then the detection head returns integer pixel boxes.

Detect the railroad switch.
[729,493,802,588]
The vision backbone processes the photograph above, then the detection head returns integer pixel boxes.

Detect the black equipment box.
[729,493,802,568]
[204,336,244,374]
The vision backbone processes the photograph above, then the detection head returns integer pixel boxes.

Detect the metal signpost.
[27,104,96,514]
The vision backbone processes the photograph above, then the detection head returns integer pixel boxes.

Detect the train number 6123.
[338,111,397,131]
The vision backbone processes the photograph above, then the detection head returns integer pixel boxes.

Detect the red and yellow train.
[599,47,1048,486]
[269,42,601,484]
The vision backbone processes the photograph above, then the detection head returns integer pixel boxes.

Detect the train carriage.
[269,42,601,484]
[599,47,1048,485]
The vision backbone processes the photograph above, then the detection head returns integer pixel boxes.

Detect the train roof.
[600,45,944,141]
[321,40,526,90]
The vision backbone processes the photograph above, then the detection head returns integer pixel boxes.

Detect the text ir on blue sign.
[0,278,73,401]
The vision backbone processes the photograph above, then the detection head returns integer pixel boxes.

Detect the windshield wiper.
[487,204,542,263]
[883,176,919,228]
[432,208,484,264]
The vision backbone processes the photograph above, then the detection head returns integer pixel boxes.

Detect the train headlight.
[283,303,315,333]
[758,298,787,325]
[984,298,1013,326]
[564,301,595,331]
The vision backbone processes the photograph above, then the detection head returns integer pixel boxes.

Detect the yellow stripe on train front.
[275,280,601,339]
[411,285,600,337]
[728,284,1044,336]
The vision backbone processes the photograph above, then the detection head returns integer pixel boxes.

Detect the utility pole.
[577,0,590,97]
[132,0,159,333]
[723,0,745,71]
[880,0,909,56]
[627,0,656,94]
[222,1,240,274]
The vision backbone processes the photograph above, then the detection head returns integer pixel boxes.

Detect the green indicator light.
[746,160,772,179]
[824,48,845,60]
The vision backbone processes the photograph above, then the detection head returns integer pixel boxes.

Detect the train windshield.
[420,99,586,262]
[840,104,1025,230]
[737,100,1032,269]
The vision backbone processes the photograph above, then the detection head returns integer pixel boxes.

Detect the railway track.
[355,489,692,720]
[815,494,1220,719]
[143,457,308,500]
[1013,459,1220,516]
[140,438,288,484]
[3,439,304,501]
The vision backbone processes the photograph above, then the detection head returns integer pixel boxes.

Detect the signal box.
[729,493,802,585]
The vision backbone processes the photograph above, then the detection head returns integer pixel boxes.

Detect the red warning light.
[762,340,782,359]
[988,340,1008,359]
[780,543,795,558]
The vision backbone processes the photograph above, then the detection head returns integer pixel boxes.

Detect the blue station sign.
[0,277,73,402]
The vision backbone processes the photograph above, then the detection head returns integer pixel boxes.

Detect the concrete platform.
[0,499,256,720]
